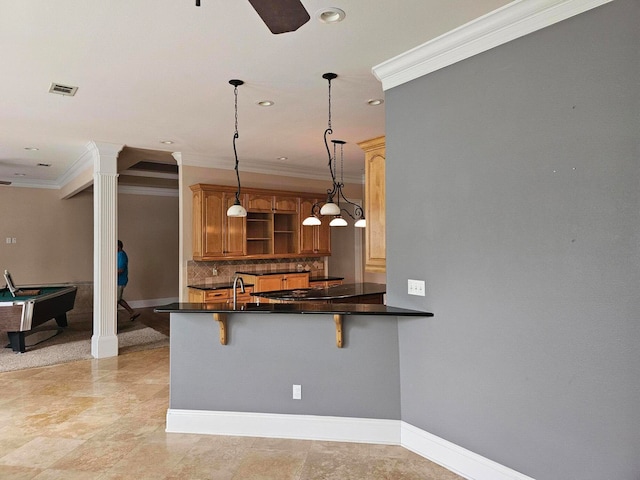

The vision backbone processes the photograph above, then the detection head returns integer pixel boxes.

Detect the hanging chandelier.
[227,79,247,217]
[302,73,366,228]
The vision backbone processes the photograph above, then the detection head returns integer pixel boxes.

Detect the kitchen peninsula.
[155,300,433,444]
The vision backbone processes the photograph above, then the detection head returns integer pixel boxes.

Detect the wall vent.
[48,83,78,96]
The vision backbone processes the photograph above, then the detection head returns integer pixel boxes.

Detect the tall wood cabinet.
[191,185,331,261]
[299,196,331,255]
[358,136,386,272]
[191,185,246,259]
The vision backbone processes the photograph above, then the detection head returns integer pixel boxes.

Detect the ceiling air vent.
[48,83,78,96]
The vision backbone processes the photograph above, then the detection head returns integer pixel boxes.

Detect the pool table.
[0,285,77,353]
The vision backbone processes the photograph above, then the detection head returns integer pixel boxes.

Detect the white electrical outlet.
[408,279,426,296]
[5,238,11,244]
[292,384,302,400]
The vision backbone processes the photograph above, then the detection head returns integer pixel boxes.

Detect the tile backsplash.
[187,258,326,285]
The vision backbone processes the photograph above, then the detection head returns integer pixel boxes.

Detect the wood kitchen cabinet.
[239,272,309,293]
[191,185,245,260]
[246,192,299,256]
[189,286,254,304]
[191,185,330,260]
[358,136,386,273]
[299,196,331,255]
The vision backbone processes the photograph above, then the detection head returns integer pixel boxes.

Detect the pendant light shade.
[320,201,340,216]
[227,79,247,218]
[302,215,322,226]
[329,216,348,227]
[227,202,247,217]
[354,218,366,228]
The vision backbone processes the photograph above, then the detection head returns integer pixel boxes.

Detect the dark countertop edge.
[235,270,307,276]
[188,283,254,291]
[154,302,433,317]
[309,276,344,282]
[256,282,385,301]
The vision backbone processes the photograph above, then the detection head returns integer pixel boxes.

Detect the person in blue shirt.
[117,240,139,321]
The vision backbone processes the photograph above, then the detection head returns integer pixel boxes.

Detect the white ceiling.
[0,0,510,187]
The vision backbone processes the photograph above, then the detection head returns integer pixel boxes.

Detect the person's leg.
[118,286,139,320]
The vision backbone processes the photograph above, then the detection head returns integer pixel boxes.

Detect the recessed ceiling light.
[24,147,39,151]
[316,7,346,24]
[160,140,174,145]
[367,99,384,106]
[257,100,274,107]
[277,157,288,161]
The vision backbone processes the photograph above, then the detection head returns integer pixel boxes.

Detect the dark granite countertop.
[308,276,344,282]
[256,282,385,301]
[235,270,306,276]
[188,282,254,291]
[155,301,432,317]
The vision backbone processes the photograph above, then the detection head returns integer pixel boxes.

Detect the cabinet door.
[274,196,298,213]
[359,136,386,272]
[247,194,274,212]
[299,197,317,255]
[188,289,205,302]
[256,275,285,292]
[224,193,246,256]
[299,197,331,255]
[202,190,225,257]
[315,218,331,255]
[283,273,309,289]
[192,187,246,259]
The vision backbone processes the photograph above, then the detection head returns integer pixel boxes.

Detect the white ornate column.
[172,152,186,302]
[90,141,124,358]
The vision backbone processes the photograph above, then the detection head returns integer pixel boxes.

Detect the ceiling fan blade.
[247,0,310,34]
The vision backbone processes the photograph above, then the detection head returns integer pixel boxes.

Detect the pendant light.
[227,79,247,217]
[302,73,366,228]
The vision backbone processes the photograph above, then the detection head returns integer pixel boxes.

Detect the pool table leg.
[54,313,68,328]
[7,332,26,353]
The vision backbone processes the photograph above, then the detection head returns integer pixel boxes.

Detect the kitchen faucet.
[232,274,245,309]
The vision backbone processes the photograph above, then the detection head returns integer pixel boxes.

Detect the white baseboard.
[166,409,400,445]
[165,409,535,480]
[401,422,535,480]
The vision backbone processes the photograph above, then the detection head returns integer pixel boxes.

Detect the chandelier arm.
[311,202,322,216]
[324,127,338,188]
[339,208,356,220]
[337,189,365,219]
[232,132,241,204]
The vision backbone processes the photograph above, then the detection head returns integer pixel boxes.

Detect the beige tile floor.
[0,346,464,480]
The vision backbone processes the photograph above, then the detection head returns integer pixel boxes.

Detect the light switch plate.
[408,279,425,296]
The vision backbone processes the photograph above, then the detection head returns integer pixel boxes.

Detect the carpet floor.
[0,311,169,373]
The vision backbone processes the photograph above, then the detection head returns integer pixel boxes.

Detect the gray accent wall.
[170,312,401,419]
[386,1,639,479]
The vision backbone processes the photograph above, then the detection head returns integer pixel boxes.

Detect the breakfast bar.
[155,301,433,442]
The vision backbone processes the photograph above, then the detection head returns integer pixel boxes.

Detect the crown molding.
[174,152,363,184]
[373,0,614,90]
[118,185,179,197]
